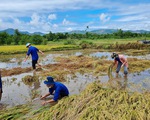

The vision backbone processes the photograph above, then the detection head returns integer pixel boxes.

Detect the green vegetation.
[0,39,149,55]
[0,28,150,46]
[0,29,150,55]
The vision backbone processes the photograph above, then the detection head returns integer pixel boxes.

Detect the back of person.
[118,54,128,67]
[52,82,69,95]
[27,46,39,60]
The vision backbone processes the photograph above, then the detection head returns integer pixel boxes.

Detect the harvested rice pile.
[33,82,150,120]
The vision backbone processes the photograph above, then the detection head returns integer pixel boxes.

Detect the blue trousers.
[116,62,128,74]
[0,76,2,93]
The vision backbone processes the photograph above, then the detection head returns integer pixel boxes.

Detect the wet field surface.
[1,50,150,69]
[0,50,150,109]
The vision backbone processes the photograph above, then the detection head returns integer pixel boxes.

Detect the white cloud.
[13,18,22,24]
[117,14,149,22]
[62,19,76,26]
[99,13,110,23]
[53,24,58,28]
[0,0,150,32]
[0,19,2,24]
[30,13,40,26]
[48,14,57,20]
[67,27,73,31]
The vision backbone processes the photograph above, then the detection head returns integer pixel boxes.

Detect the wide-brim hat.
[44,76,54,85]
[26,43,31,47]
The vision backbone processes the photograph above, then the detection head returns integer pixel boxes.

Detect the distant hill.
[0,28,44,35]
[67,29,116,34]
[0,28,150,35]
[90,29,118,34]
[68,29,150,34]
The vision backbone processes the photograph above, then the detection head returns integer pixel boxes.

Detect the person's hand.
[41,101,47,106]
[24,59,27,62]
[40,95,45,100]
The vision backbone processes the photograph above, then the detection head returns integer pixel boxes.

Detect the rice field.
[0,45,78,54]
[0,39,150,120]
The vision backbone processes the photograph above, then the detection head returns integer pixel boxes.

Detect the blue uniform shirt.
[49,82,69,101]
[27,46,39,60]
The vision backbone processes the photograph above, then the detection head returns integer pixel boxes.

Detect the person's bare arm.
[120,57,128,68]
[24,55,29,62]
[40,93,50,100]
[39,50,44,54]
[41,99,56,105]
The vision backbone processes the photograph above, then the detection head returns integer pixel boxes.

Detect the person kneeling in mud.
[40,76,69,105]
[0,69,3,101]
[111,53,128,77]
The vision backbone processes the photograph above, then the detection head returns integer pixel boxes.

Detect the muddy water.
[90,51,150,60]
[1,50,150,69]
[0,54,58,69]
[0,69,150,108]
[0,50,150,108]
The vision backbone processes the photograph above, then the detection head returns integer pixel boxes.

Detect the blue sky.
[0,0,150,33]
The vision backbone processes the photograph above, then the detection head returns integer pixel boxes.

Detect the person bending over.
[40,76,69,105]
[111,52,128,77]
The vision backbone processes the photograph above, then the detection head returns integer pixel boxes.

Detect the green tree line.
[0,29,150,45]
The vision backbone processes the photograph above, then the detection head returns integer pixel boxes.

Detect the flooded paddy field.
[0,49,150,109]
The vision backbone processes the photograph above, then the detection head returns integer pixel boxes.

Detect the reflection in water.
[108,75,128,91]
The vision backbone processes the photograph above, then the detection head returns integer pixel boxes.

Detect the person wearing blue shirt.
[24,43,44,70]
[40,76,69,105]
[0,69,2,101]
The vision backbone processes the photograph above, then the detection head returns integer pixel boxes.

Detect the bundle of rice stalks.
[32,82,150,120]
[108,64,113,79]
[22,75,39,86]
